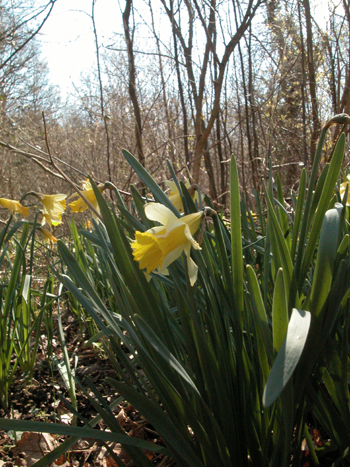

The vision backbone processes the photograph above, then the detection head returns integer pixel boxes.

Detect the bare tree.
[0,0,55,74]
[0,0,60,199]
[159,0,263,196]
[91,0,112,183]
[148,0,175,165]
[302,0,320,163]
[123,0,145,168]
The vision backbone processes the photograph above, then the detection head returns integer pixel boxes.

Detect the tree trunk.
[161,0,262,189]
[123,0,145,168]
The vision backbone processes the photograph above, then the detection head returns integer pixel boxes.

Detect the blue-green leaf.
[263,308,311,407]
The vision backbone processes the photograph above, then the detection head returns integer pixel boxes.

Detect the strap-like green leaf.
[0,419,171,454]
[246,264,273,368]
[122,149,179,214]
[230,156,244,319]
[265,187,294,293]
[309,203,343,318]
[272,268,289,354]
[263,308,311,407]
[298,133,345,290]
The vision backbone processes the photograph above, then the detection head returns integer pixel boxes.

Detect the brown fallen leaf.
[11,432,59,467]
[52,454,72,467]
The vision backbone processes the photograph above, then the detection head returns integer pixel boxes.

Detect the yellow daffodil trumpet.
[132,203,204,286]
[165,179,199,213]
[69,179,105,215]
[31,193,67,226]
[0,198,29,217]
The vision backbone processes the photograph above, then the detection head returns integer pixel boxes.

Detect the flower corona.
[69,179,105,214]
[0,198,29,217]
[34,193,67,226]
[132,203,203,285]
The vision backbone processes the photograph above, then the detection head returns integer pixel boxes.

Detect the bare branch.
[0,1,56,71]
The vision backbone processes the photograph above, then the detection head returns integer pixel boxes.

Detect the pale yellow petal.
[182,211,204,236]
[48,193,66,202]
[38,193,67,226]
[144,203,177,225]
[168,192,184,213]
[39,227,57,243]
[69,197,88,213]
[147,225,166,235]
[184,225,201,250]
[164,180,178,194]
[82,179,93,190]
[165,179,190,193]
[157,267,169,275]
[163,216,185,235]
[165,180,194,213]
[340,181,350,206]
[186,255,199,286]
[69,188,100,214]
[0,198,29,217]
[162,243,186,270]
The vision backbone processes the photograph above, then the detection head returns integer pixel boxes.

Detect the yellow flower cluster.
[1,177,204,282]
[0,179,106,243]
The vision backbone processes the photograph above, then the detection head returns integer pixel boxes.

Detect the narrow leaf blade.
[263,308,311,407]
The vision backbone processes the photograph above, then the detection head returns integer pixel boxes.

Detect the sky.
[39,0,121,99]
[38,0,332,100]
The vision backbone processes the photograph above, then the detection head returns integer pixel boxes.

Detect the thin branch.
[92,0,112,183]
[105,46,182,63]
[0,140,64,179]
[42,112,103,221]
[0,1,56,71]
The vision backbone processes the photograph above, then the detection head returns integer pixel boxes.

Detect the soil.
[0,311,168,467]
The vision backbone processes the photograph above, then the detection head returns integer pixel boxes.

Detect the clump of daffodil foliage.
[1,114,350,467]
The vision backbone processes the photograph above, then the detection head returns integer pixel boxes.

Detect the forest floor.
[0,310,168,467]
[0,310,347,467]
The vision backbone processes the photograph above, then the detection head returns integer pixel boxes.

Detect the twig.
[0,1,56,71]
[0,140,64,180]
[42,112,103,221]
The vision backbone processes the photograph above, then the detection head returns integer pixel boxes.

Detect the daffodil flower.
[247,211,258,223]
[339,175,350,206]
[0,198,29,217]
[33,193,67,226]
[38,227,57,243]
[131,203,204,286]
[69,179,105,214]
[165,180,199,213]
